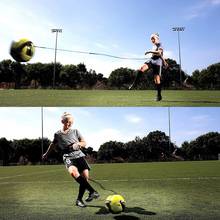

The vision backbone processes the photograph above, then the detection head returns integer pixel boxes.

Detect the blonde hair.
[150,33,160,42]
[61,112,73,122]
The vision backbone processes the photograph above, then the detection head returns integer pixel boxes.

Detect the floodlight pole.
[41,107,44,160]
[168,107,171,153]
[51,29,62,89]
[172,27,185,85]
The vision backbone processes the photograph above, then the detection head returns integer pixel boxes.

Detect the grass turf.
[0,161,220,220]
[0,89,220,106]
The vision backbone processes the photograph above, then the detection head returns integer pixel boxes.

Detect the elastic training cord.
[89,178,118,194]
[34,45,147,61]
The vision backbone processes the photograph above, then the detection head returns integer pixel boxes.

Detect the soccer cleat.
[128,84,134,90]
[156,94,162,101]
[76,199,86,208]
[85,191,100,202]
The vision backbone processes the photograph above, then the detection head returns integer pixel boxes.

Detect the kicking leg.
[129,64,149,90]
[68,165,88,207]
[81,169,100,202]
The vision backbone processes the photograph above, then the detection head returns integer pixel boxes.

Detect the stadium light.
[172,27,185,85]
[51,29,62,89]
[41,107,44,160]
[168,107,171,153]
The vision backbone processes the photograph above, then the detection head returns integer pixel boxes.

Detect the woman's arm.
[70,137,87,150]
[78,137,86,148]
[42,143,56,160]
[145,48,163,56]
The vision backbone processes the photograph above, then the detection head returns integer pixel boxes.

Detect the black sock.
[77,184,86,201]
[132,70,142,87]
[75,175,95,194]
[156,84,161,96]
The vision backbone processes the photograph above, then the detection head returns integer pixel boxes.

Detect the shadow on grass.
[165,100,220,104]
[114,215,140,220]
[87,205,156,218]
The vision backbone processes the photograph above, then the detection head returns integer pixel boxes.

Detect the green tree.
[11,62,25,88]
[180,132,220,160]
[0,138,13,165]
[142,130,172,160]
[162,58,187,88]
[60,64,79,88]
[97,141,125,161]
[0,60,14,82]
[125,136,148,161]
[191,63,220,89]
[108,67,135,89]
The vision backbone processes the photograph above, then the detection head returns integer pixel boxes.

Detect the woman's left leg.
[81,169,99,202]
[154,74,162,101]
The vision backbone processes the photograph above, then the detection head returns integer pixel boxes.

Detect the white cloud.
[211,0,220,5]
[0,1,57,62]
[164,50,175,59]
[0,108,41,140]
[124,114,142,124]
[191,114,211,123]
[44,107,61,113]
[185,0,220,20]
[74,56,140,77]
[86,128,137,151]
[94,42,109,50]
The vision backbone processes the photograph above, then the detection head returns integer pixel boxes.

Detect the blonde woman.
[129,33,168,101]
[42,112,99,208]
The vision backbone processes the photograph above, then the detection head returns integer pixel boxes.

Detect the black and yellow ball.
[105,195,126,214]
[10,38,35,62]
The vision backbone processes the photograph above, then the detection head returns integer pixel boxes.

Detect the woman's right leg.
[81,169,100,202]
[68,166,86,207]
[68,165,80,178]
[129,64,149,89]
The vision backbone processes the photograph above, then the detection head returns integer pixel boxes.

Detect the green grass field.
[0,89,220,106]
[0,161,220,220]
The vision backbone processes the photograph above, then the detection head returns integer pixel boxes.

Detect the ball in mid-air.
[10,38,35,62]
[105,194,126,214]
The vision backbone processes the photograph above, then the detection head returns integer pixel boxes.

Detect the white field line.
[0,176,219,185]
[0,168,64,180]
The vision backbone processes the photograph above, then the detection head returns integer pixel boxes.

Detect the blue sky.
[0,0,220,76]
[0,107,219,151]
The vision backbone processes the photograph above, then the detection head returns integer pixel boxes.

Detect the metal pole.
[53,32,58,89]
[51,29,62,89]
[41,107,44,160]
[177,31,182,85]
[172,27,185,86]
[168,107,171,153]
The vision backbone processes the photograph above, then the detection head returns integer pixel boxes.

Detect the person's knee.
[140,64,148,72]
[140,67,144,72]
[154,75,161,84]
[68,166,79,178]
[81,169,89,181]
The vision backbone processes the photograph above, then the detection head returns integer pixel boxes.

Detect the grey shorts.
[63,156,91,173]
[145,59,162,76]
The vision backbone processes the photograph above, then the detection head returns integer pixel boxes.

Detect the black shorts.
[144,61,162,76]
[63,156,91,173]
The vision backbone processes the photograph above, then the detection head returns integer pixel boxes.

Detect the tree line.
[0,131,219,166]
[0,59,219,89]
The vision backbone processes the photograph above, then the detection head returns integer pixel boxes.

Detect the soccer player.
[129,33,168,101]
[42,112,99,208]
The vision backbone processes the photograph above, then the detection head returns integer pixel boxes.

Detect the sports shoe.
[128,83,134,90]
[85,191,100,202]
[76,199,86,208]
[156,94,162,101]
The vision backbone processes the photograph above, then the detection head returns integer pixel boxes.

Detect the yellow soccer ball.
[105,194,126,214]
[10,38,35,62]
